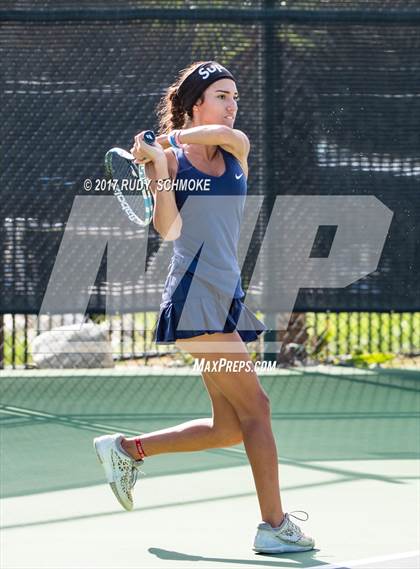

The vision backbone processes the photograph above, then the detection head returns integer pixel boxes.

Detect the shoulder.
[218,127,249,178]
[218,127,249,157]
[220,147,248,180]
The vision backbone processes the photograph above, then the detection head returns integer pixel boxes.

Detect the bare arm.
[131,132,181,241]
[156,125,250,174]
[145,157,181,241]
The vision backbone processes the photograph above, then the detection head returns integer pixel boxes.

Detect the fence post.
[0,314,4,369]
[263,0,279,363]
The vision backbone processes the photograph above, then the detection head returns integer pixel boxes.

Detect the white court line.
[306,550,420,569]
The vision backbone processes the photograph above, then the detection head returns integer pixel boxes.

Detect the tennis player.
[94,61,314,554]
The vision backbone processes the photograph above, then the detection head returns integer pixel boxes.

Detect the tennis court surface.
[1,366,419,569]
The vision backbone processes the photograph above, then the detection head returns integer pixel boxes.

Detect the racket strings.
[105,149,153,227]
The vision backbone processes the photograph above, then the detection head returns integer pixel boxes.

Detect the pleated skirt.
[154,268,266,344]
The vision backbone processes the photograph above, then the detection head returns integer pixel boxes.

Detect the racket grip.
[143,130,156,145]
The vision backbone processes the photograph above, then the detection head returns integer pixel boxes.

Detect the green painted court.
[1,366,418,568]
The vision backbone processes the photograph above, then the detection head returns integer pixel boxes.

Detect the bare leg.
[240,415,284,528]
[176,332,284,528]
[123,417,236,456]
[122,370,242,456]
[123,331,284,528]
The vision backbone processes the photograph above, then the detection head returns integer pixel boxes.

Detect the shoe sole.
[93,436,133,512]
[253,544,314,554]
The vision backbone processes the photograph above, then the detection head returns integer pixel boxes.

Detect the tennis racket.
[104,130,155,226]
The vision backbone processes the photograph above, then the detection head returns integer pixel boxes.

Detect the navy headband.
[176,62,236,112]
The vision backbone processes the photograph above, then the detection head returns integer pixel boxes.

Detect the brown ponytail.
[156,61,207,135]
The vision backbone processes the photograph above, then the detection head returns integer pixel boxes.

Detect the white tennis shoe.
[93,433,144,511]
[253,512,315,554]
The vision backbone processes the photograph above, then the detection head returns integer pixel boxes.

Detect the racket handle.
[143,130,156,145]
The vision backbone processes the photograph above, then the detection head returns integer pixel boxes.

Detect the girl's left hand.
[131,131,165,165]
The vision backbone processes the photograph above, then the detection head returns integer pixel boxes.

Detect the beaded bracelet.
[134,437,146,459]
[174,130,183,147]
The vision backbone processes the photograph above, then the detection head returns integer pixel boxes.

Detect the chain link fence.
[1,311,418,369]
[1,1,419,370]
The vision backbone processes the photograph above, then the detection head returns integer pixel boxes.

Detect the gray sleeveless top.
[162,146,247,303]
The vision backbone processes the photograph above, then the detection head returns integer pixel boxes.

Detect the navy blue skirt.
[154,269,266,344]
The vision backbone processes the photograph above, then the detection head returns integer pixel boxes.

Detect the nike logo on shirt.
[235,173,244,180]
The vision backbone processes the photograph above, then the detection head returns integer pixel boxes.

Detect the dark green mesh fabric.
[1,3,419,313]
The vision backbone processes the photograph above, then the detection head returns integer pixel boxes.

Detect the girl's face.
[192,78,239,128]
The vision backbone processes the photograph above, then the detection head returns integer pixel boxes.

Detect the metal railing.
[0,311,418,369]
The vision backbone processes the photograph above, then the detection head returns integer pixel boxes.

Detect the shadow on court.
[149,548,420,569]
[1,366,419,498]
[149,547,321,567]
